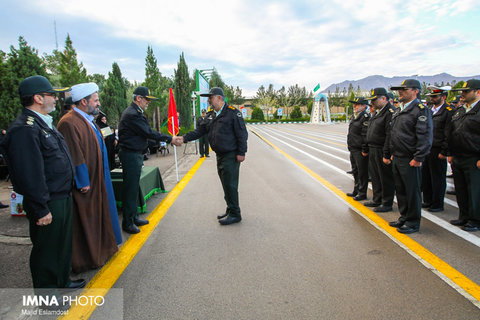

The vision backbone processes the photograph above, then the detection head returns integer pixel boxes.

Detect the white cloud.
[10,0,480,93]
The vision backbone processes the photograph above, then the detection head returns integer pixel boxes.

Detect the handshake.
[171,136,184,146]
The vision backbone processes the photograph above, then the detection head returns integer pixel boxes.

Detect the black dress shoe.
[364,201,381,207]
[450,219,468,226]
[389,220,404,228]
[0,203,8,209]
[217,212,228,220]
[427,207,444,212]
[134,218,149,226]
[219,216,242,225]
[421,203,431,208]
[346,170,353,174]
[123,224,140,234]
[65,279,86,289]
[353,195,367,201]
[346,192,358,197]
[461,224,479,232]
[374,205,392,213]
[397,225,419,234]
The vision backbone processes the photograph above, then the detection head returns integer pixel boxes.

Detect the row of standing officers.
[347,78,480,234]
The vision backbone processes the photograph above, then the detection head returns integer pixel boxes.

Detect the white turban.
[71,83,99,102]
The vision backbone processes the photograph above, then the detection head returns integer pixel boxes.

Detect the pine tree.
[100,62,127,126]
[58,34,88,87]
[174,52,192,129]
[0,37,48,129]
[143,45,168,126]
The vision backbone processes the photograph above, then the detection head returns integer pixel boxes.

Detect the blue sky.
[1,0,479,96]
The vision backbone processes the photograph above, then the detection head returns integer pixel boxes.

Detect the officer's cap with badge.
[348,97,369,105]
[133,86,159,101]
[450,95,461,104]
[426,85,451,97]
[19,75,71,97]
[451,79,480,91]
[365,87,389,100]
[390,79,422,91]
[200,87,225,98]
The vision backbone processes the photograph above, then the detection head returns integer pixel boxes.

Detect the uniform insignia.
[389,108,394,113]
[26,116,35,126]
[418,115,427,121]
[364,114,368,117]
[447,106,452,111]
[228,106,235,110]
[236,112,242,118]
[363,121,369,126]
[418,104,424,109]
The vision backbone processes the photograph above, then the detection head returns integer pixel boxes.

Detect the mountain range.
[321,73,480,93]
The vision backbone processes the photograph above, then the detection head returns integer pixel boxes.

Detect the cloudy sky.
[1,0,479,96]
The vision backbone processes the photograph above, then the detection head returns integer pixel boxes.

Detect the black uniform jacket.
[0,108,74,219]
[431,103,454,155]
[119,102,172,152]
[183,104,248,156]
[366,103,395,158]
[449,101,480,158]
[390,99,433,162]
[347,110,370,153]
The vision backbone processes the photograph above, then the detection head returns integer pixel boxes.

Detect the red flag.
[168,88,179,136]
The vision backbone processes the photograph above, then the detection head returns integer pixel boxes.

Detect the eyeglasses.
[39,92,57,98]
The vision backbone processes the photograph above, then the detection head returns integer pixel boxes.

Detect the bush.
[251,107,265,121]
[290,106,302,119]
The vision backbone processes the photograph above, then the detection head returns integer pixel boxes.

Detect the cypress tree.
[100,62,127,126]
[58,34,88,87]
[174,52,192,129]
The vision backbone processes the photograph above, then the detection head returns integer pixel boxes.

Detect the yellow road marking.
[250,127,480,305]
[61,157,206,319]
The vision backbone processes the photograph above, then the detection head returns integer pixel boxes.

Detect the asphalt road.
[98,123,480,319]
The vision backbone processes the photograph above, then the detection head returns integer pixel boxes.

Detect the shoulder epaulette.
[228,106,235,110]
[446,106,452,111]
[418,104,424,109]
[26,116,35,127]
[389,108,394,113]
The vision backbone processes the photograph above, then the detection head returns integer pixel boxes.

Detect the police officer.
[118,86,174,234]
[422,87,454,212]
[0,75,85,291]
[389,79,433,234]
[179,87,248,225]
[197,109,210,158]
[448,79,480,232]
[364,88,396,213]
[346,97,370,201]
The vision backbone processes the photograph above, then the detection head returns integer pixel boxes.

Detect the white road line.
[251,126,480,248]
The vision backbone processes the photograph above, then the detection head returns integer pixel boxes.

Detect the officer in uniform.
[389,79,433,234]
[179,87,248,225]
[0,75,85,291]
[364,88,396,212]
[422,87,454,212]
[450,95,463,109]
[448,79,480,231]
[118,86,174,234]
[197,109,210,158]
[346,97,370,201]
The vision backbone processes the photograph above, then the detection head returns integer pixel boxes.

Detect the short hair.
[20,95,35,107]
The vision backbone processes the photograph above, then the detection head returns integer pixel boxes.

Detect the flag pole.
[172,116,179,182]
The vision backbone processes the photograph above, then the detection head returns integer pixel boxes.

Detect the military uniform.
[390,99,433,228]
[118,101,172,229]
[197,114,210,157]
[1,108,75,289]
[449,101,480,228]
[184,103,248,220]
[365,103,395,207]
[422,102,454,210]
[347,108,370,199]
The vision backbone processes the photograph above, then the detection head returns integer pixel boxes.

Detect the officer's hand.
[172,136,183,146]
[448,156,453,164]
[382,157,391,165]
[37,213,52,226]
[477,160,480,169]
[362,152,368,157]
[236,155,245,163]
[438,153,446,160]
[409,159,422,167]
[79,186,90,193]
